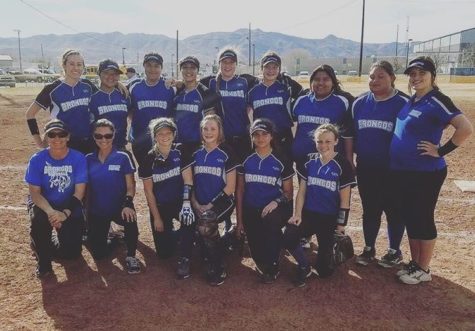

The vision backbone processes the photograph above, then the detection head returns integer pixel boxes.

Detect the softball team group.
[24,48,473,287]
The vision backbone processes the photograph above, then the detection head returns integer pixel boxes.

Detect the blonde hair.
[313,123,340,141]
[200,114,225,145]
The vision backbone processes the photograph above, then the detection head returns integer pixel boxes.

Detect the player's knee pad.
[197,210,219,240]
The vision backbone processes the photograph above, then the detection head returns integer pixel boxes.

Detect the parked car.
[11,68,58,83]
[296,70,310,84]
[0,69,16,88]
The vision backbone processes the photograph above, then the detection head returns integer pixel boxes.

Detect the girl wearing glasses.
[85,119,140,274]
[25,119,88,278]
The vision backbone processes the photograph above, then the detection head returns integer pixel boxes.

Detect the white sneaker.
[396,260,417,277]
[399,265,431,285]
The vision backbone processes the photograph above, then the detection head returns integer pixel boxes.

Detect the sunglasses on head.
[46,131,68,138]
[93,133,114,140]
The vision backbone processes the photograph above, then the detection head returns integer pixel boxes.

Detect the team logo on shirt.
[220,90,245,98]
[253,97,283,108]
[98,104,128,115]
[176,103,199,113]
[194,166,222,176]
[298,115,329,125]
[307,176,337,191]
[61,98,89,112]
[358,119,394,132]
[44,162,72,192]
[409,109,422,118]
[153,167,180,182]
[137,100,167,110]
[245,173,278,186]
[108,165,121,171]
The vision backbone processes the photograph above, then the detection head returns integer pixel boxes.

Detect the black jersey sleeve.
[433,90,462,114]
[296,153,316,180]
[240,73,259,89]
[35,80,62,110]
[138,150,155,179]
[177,143,194,171]
[82,78,98,93]
[337,91,355,139]
[335,154,356,189]
[279,73,306,100]
[199,75,213,88]
[198,83,221,114]
[275,150,295,181]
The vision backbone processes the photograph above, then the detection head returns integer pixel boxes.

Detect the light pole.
[171,53,174,77]
[358,0,365,77]
[405,38,413,68]
[13,29,22,72]
[252,43,255,76]
[122,47,126,65]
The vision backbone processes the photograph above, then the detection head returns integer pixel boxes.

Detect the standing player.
[236,118,294,284]
[25,119,87,278]
[90,59,131,150]
[173,56,221,152]
[129,53,176,167]
[292,64,354,172]
[125,67,141,88]
[86,119,140,274]
[283,124,356,287]
[352,61,409,267]
[389,57,472,284]
[139,118,194,261]
[26,49,98,154]
[190,114,238,286]
[248,51,305,156]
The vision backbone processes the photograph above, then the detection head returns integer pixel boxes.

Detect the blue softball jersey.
[298,153,356,216]
[138,144,193,205]
[89,88,131,148]
[192,144,239,205]
[35,79,97,140]
[352,90,409,169]
[389,90,461,172]
[86,149,135,217]
[129,78,176,143]
[173,83,221,144]
[292,91,353,161]
[25,148,88,208]
[239,150,295,209]
[201,74,258,137]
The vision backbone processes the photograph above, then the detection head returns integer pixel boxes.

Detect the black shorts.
[389,168,447,240]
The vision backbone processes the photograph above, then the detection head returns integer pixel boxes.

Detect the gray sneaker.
[125,256,141,274]
[378,248,403,268]
[176,257,191,279]
[355,246,375,266]
[399,264,432,285]
[396,260,418,277]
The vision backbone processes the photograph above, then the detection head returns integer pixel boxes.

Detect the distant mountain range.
[0,29,406,70]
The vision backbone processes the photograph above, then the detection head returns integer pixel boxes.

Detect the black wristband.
[122,195,135,210]
[273,194,289,206]
[67,196,82,211]
[183,184,193,201]
[62,210,69,218]
[437,139,458,157]
[337,208,350,226]
[27,118,40,135]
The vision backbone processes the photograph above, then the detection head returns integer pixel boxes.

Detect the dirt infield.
[0,79,474,330]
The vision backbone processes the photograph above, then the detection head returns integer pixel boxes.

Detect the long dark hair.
[370,60,396,88]
[310,64,342,93]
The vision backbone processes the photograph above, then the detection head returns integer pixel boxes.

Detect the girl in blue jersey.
[248,51,305,157]
[236,118,294,284]
[86,119,140,274]
[25,119,87,278]
[191,114,239,286]
[129,53,176,168]
[352,61,409,268]
[90,60,131,150]
[292,64,354,172]
[283,124,356,287]
[26,49,98,154]
[200,49,259,162]
[139,118,194,263]
[173,56,221,152]
[389,57,472,285]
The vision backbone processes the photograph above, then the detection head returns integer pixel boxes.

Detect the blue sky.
[3,0,475,43]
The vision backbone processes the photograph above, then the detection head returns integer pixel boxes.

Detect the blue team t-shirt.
[86,149,135,217]
[389,90,461,172]
[192,144,239,205]
[35,79,97,140]
[90,88,131,148]
[292,91,353,161]
[138,144,193,205]
[25,148,88,208]
[239,150,295,209]
[202,74,258,137]
[129,78,176,143]
[173,83,220,144]
[352,90,409,169]
[298,153,356,216]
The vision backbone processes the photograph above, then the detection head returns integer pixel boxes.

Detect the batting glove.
[179,201,195,226]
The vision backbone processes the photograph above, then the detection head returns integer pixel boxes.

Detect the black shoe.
[176,257,191,280]
[207,267,227,286]
[293,265,312,287]
[262,264,280,284]
[35,265,52,279]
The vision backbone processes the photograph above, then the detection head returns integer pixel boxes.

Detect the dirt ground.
[0,78,474,331]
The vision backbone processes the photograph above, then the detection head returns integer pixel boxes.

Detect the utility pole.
[171,53,174,77]
[41,43,45,68]
[122,47,126,65]
[248,23,251,67]
[358,0,365,77]
[176,30,179,78]
[395,24,399,57]
[252,43,256,76]
[13,29,22,72]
